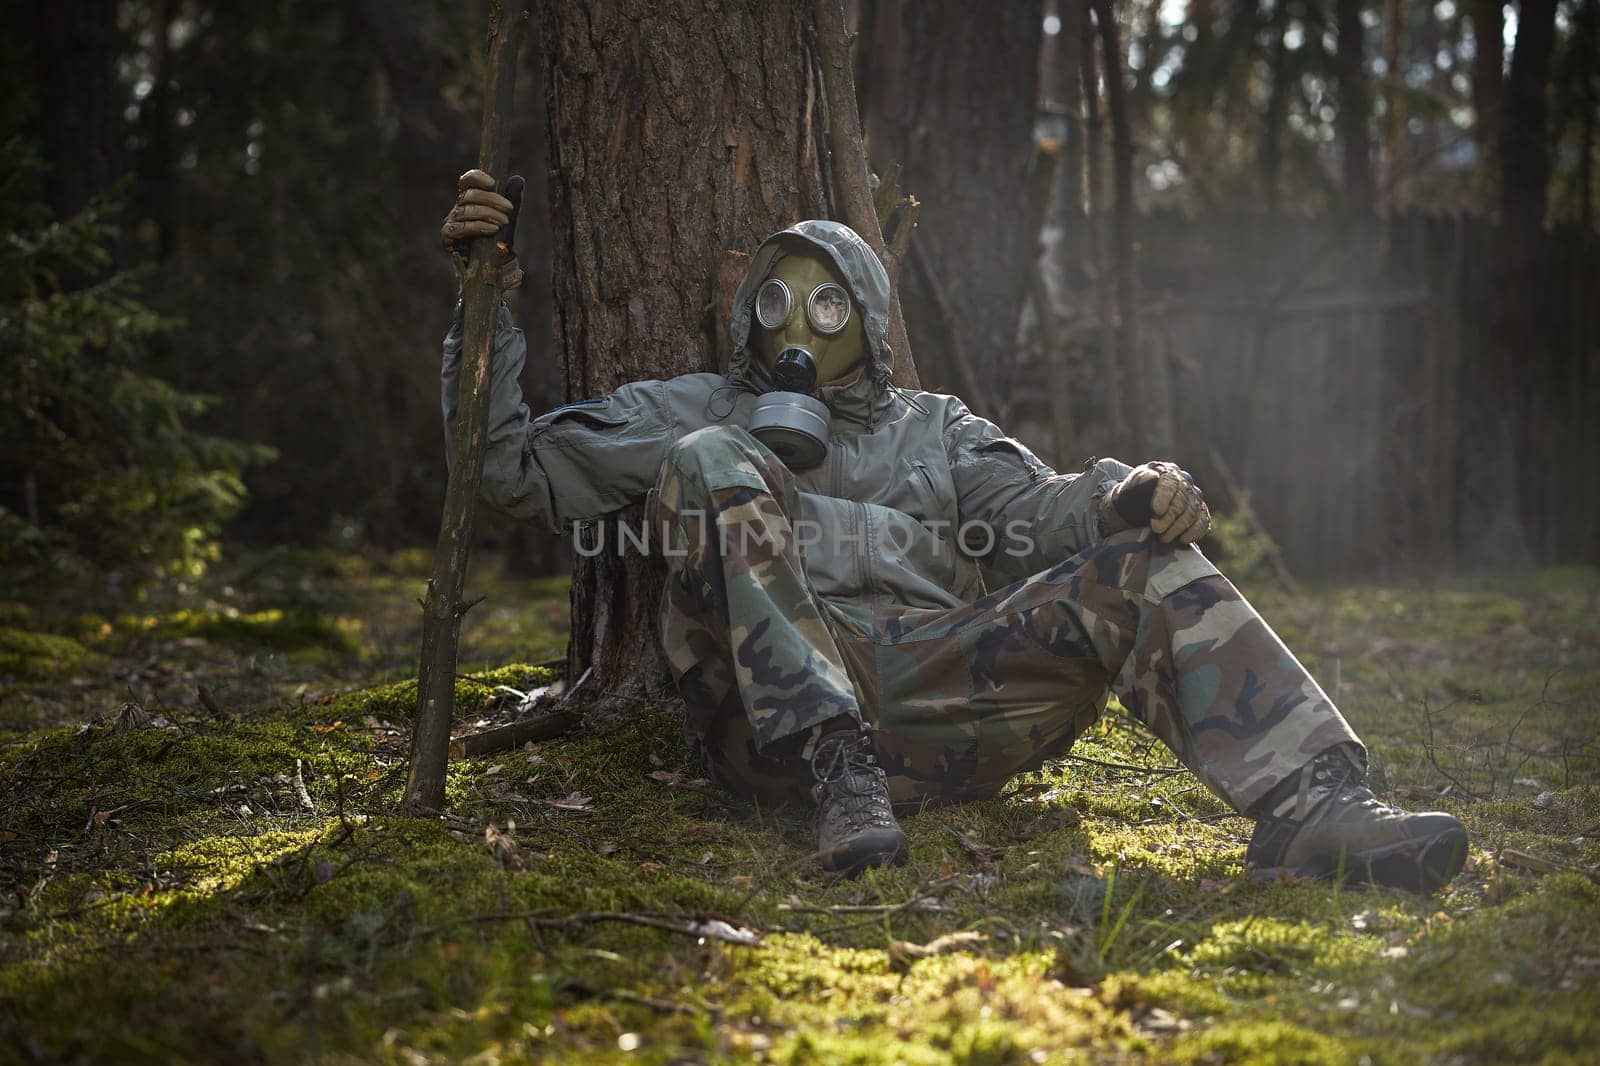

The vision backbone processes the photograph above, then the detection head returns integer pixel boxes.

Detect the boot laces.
[1280,751,1403,835]
[811,733,896,830]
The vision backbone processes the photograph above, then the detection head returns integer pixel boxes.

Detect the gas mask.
[747,248,867,469]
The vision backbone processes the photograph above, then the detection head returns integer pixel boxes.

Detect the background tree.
[857,0,1044,414]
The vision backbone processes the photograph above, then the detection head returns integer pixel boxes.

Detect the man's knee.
[1089,526,1223,603]
[659,423,789,502]
[665,424,763,471]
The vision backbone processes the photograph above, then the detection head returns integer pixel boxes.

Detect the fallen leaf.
[1014,806,1082,840]
[649,769,715,790]
[545,791,593,811]
[688,918,761,946]
[1138,1007,1190,1034]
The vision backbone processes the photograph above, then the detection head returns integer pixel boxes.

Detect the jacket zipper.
[855,501,872,595]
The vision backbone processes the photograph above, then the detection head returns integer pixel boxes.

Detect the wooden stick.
[448,710,579,760]
[1499,847,1600,884]
[813,0,921,389]
[403,0,530,816]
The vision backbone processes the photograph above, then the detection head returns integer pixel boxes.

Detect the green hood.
[727,220,896,423]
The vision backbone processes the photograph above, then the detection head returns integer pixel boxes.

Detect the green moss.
[2,565,1598,1062]
[304,662,558,723]
[164,606,357,653]
[0,626,87,680]
[1168,1020,1346,1064]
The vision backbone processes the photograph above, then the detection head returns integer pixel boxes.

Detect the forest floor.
[2,548,1598,1064]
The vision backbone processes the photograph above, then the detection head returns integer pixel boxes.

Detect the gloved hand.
[441,168,525,290]
[1101,460,1210,545]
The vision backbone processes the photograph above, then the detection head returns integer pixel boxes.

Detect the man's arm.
[943,399,1133,580]
[437,168,689,531]
[440,301,697,531]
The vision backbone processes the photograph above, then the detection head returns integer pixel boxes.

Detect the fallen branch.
[1419,696,1487,800]
[448,710,580,759]
[1499,847,1600,885]
[446,910,764,945]
[779,895,947,916]
[813,0,920,388]
[404,0,530,816]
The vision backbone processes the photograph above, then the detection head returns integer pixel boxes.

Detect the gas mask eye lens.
[755,278,792,330]
[806,283,850,334]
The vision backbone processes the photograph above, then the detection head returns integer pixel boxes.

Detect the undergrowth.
[1,557,1597,1063]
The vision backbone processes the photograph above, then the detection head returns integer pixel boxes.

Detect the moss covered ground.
[1,552,1597,1063]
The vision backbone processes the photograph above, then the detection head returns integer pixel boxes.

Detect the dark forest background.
[4,0,1598,602]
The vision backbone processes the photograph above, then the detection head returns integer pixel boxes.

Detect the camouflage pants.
[653,425,1364,813]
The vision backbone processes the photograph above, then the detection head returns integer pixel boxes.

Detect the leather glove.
[1101,460,1211,545]
[441,168,525,290]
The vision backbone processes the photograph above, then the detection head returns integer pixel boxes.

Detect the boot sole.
[820,830,910,876]
[1252,823,1469,894]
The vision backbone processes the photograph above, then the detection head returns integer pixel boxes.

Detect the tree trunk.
[1382,0,1407,204]
[861,0,1043,407]
[1043,0,1087,467]
[33,0,123,237]
[1081,0,1127,458]
[1334,0,1376,219]
[1468,0,1505,168]
[1258,0,1290,212]
[1498,0,1557,239]
[134,0,178,261]
[1050,0,1087,236]
[1464,0,1558,569]
[1090,0,1147,458]
[541,0,827,715]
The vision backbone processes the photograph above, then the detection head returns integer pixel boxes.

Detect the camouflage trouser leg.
[654,426,866,806]
[870,528,1365,812]
[653,426,1364,814]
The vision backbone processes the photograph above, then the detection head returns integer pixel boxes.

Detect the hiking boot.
[811,731,909,875]
[1246,748,1468,893]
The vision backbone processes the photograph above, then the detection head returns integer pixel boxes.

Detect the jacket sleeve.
[441,299,682,531]
[943,398,1132,580]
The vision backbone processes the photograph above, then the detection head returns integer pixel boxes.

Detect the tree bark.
[541,0,828,716]
[1334,0,1376,219]
[861,0,1043,407]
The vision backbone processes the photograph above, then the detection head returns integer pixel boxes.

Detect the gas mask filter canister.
[750,350,831,469]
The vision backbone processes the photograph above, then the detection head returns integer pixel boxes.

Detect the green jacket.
[442,220,1131,611]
